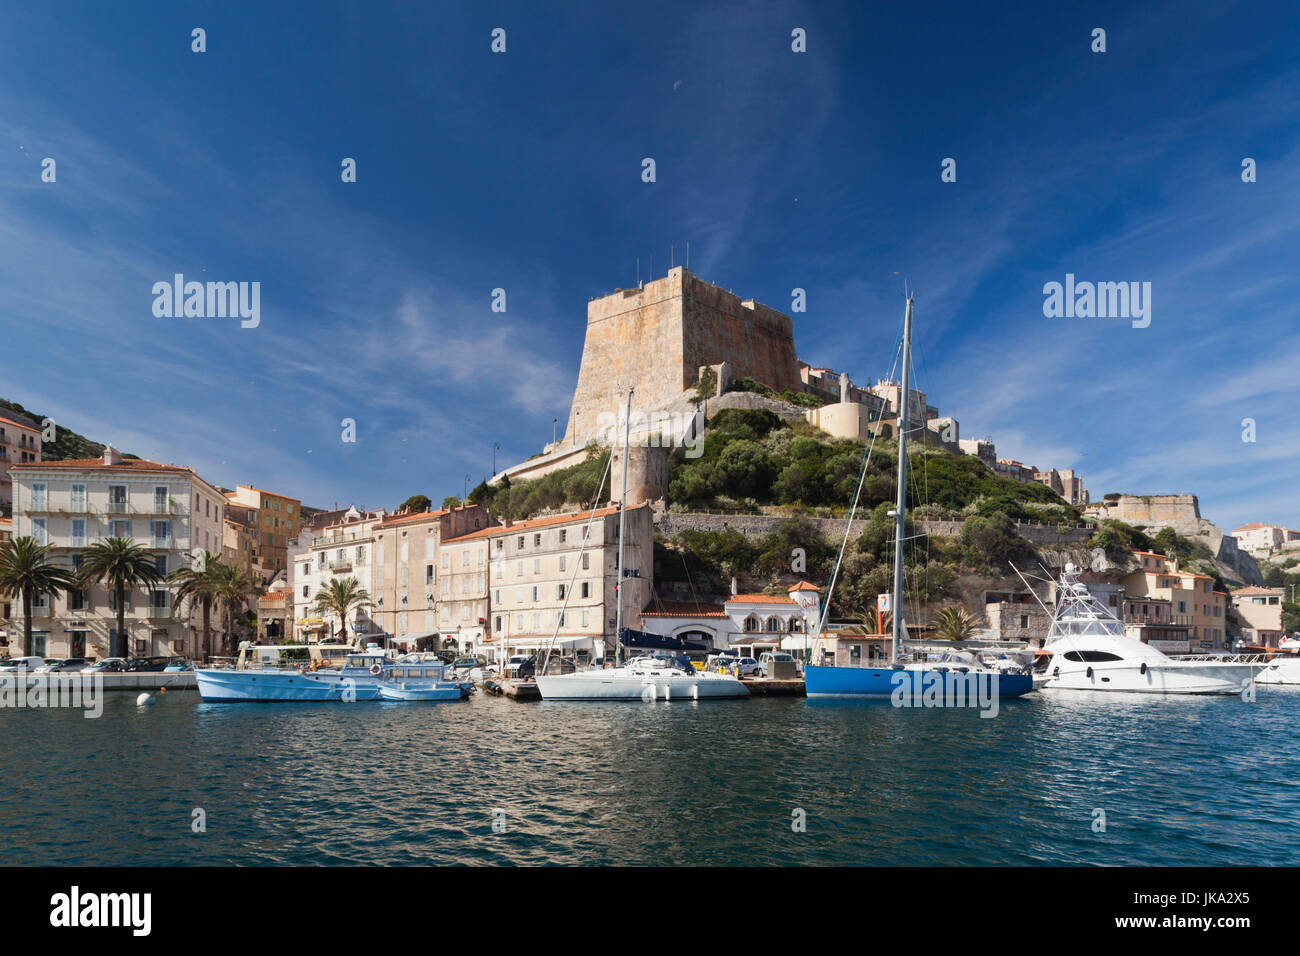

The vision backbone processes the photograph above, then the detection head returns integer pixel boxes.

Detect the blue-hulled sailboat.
[802,294,1034,702]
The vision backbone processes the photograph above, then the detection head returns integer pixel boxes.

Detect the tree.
[311,576,372,643]
[931,605,980,641]
[0,537,78,656]
[78,537,163,658]
[441,496,461,510]
[399,494,432,513]
[169,551,224,660]
[214,559,262,654]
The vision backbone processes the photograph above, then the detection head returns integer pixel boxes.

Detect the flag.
[877,593,891,612]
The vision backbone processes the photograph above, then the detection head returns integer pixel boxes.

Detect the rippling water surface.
[3,686,1298,865]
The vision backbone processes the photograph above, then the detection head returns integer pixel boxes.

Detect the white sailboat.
[535,388,749,701]
[1035,563,1259,694]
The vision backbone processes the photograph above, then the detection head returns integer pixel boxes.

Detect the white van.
[0,656,47,672]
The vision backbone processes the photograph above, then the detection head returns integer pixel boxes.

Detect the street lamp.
[493,442,500,475]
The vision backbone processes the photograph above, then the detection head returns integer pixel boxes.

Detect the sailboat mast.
[891,295,914,663]
[614,387,632,666]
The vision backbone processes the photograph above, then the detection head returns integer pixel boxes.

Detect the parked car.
[124,656,172,672]
[0,656,46,672]
[36,658,88,673]
[506,655,536,679]
[85,658,127,672]
[163,659,194,672]
[730,656,763,678]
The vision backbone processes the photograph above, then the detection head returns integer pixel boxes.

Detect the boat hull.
[1255,657,1300,686]
[1039,661,1256,694]
[195,669,381,702]
[535,672,749,700]
[804,664,1033,701]
[378,683,462,702]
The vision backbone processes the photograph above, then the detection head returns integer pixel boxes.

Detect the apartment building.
[1230,586,1286,648]
[442,503,654,663]
[290,504,387,642]
[369,504,490,649]
[1033,467,1089,506]
[7,446,227,659]
[0,413,42,508]
[1123,550,1227,650]
[222,484,303,580]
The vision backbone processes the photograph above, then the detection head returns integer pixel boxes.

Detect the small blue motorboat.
[377,682,463,702]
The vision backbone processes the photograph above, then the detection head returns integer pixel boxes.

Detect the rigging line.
[537,449,613,675]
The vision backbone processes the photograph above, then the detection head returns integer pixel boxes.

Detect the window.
[155,555,168,576]
[516,561,523,577]
[559,555,566,572]
[744,615,760,633]
[32,517,47,545]
[533,558,540,573]
[426,565,434,585]
[302,563,311,576]
[558,584,566,600]
[534,533,541,547]
[581,582,590,599]
[517,536,525,549]
[582,553,590,570]
[495,616,502,632]
[357,546,366,564]
[582,610,589,627]
[532,586,539,601]
[30,482,47,511]
[560,529,567,543]
[442,553,449,569]
[154,486,168,511]
[462,551,468,567]
[70,518,86,548]
[68,588,88,611]
[71,484,86,511]
[1063,650,1124,662]
[302,586,309,598]
[400,541,409,563]
[151,520,171,547]
[495,539,503,552]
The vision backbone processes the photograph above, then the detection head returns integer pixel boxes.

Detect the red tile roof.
[10,457,192,473]
[788,581,821,592]
[444,504,641,542]
[1231,586,1283,595]
[729,593,796,605]
[380,509,450,527]
[0,414,40,433]
[642,600,727,618]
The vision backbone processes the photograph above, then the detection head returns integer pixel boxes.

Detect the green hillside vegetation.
[467,448,611,521]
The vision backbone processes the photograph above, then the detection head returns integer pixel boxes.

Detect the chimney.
[730,576,738,596]
[102,444,123,466]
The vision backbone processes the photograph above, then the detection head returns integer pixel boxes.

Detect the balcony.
[148,606,172,619]
[329,558,353,572]
[151,537,174,550]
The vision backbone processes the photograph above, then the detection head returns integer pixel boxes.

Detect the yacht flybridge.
[1035,563,1258,694]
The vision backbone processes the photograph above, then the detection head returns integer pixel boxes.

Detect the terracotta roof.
[236,484,301,503]
[729,593,796,605]
[1230,523,1271,533]
[788,581,821,592]
[1232,586,1283,595]
[642,600,727,618]
[0,414,40,433]
[380,509,450,527]
[10,457,193,474]
[444,504,638,543]
[0,517,12,526]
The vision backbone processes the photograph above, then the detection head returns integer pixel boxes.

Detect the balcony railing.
[151,537,174,550]
[329,559,353,572]
[148,606,172,619]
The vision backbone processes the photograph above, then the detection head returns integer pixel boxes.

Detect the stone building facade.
[563,268,801,447]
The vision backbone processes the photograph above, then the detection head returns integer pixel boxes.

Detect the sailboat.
[535,389,749,701]
[803,294,1034,701]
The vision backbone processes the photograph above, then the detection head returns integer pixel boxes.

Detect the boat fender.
[1086,666,1094,679]
[369,664,382,676]
[1140,662,1147,675]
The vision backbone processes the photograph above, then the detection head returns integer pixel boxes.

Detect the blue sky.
[1,1,1297,530]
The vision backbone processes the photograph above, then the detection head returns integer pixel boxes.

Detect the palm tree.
[78,537,163,658]
[312,576,371,644]
[214,560,261,654]
[931,605,980,641]
[0,537,78,656]
[169,551,223,661]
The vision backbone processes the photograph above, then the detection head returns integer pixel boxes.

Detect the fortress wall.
[680,272,801,395]
[564,271,688,446]
[563,268,801,446]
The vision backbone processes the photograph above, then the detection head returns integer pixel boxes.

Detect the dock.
[739,677,806,697]
[480,678,541,701]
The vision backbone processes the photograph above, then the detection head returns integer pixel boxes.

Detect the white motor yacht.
[1035,564,1258,695]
